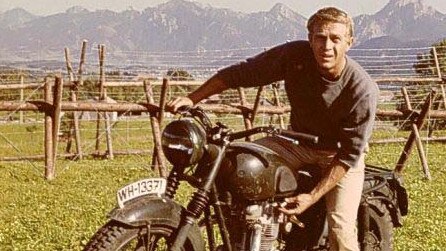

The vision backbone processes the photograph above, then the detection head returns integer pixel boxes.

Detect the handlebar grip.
[279,129,319,144]
[228,127,267,141]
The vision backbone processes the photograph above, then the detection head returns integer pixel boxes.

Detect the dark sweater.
[217,40,379,169]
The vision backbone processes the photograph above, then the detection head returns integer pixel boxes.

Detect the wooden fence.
[1,76,445,180]
[1,41,446,180]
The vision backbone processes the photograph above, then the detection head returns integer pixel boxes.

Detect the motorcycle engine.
[228,202,289,251]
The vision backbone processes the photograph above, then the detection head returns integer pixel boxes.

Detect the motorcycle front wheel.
[83,220,204,251]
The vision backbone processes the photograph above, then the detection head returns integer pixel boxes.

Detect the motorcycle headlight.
[161,118,206,167]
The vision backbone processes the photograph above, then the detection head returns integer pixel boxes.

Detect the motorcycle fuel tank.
[217,142,298,201]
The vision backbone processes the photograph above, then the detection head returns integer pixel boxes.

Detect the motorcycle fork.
[209,185,232,251]
[204,207,217,251]
[170,142,229,251]
[145,223,151,250]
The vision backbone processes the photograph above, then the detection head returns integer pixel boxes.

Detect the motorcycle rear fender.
[363,173,408,228]
[108,196,182,228]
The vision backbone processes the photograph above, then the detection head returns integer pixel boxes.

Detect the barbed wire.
[1,44,445,175]
[2,43,445,82]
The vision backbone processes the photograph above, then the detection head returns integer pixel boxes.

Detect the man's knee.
[328,212,358,251]
[328,224,359,251]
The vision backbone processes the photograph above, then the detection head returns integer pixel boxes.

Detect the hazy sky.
[1,0,446,18]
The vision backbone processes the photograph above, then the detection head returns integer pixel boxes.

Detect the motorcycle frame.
[168,147,407,251]
[102,107,408,251]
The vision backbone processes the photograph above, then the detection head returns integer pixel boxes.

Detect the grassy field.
[1,120,446,250]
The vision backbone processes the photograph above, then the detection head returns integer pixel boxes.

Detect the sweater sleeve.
[215,42,303,88]
[336,89,378,169]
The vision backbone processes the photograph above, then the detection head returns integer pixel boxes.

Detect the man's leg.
[324,154,365,251]
[256,136,365,250]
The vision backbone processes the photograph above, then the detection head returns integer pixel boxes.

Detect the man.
[167,7,379,251]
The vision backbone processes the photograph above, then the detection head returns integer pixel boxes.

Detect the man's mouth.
[320,54,334,62]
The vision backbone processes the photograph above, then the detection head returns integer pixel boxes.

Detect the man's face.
[308,22,353,80]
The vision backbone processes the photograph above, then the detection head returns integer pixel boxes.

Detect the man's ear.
[347,36,354,48]
[308,33,313,47]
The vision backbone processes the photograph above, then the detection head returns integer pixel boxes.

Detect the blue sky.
[1,0,445,17]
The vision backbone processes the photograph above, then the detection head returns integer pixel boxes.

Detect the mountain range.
[0,0,445,61]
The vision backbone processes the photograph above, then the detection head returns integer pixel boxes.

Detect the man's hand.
[166,96,194,113]
[279,161,349,216]
[165,75,229,113]
[279,193,316,215]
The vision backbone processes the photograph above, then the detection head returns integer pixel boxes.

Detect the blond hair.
[307,7,354,38]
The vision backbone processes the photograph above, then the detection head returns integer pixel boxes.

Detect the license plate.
[117,178,167,208]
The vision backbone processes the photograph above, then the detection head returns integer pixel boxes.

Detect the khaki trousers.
[255,137,365,251]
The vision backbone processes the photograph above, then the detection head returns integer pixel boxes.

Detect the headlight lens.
[161,119,206,167]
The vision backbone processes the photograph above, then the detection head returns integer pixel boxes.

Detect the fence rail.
[1,41,446,180]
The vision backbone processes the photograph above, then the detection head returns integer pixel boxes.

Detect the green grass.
[0,143,445,250]
[368,143,446,251]
[0,160,147,250]
[1,119,446,250]
[0,119,157,158]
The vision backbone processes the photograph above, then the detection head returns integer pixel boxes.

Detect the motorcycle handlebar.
[228,127,270,141]
[227,127,319,145]
[177,107,333,148]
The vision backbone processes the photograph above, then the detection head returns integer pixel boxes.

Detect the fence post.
[78,40,87,86]
[432,47,442,80]
[144,80,166,177]
[95,44,114,159]
[70,87,83,160]
[237,87,253,141]
[52,76,63,167]
[411,123,431,180]
[395,90,436,179]
[440,85,446,110]
[155,78,169,177]
[271,83,285,129]
[250,86,264,124]
[44,77,55,180]
[64,47,83,159]
[401,87,413,111]
[74,40,88,159]
[101,45,114,160]
[158,78,169,125]
[19,75,24,124]
[94,45,103,155]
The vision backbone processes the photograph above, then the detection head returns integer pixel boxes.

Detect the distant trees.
[411,39,446,131]
[414,39,446,79]
[166,69,194,81]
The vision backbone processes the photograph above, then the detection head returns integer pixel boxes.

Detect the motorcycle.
[83,106,408,251]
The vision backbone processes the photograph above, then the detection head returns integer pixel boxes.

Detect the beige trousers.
[255,137,365,251]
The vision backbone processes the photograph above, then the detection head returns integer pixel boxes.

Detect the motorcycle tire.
[82,220,204,251]
[362,200,394,251]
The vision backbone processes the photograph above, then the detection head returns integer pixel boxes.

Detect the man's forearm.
[188,75,229,104]
[310,160,349,202]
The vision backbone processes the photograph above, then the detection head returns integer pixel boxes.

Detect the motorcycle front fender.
[108,196,183,228]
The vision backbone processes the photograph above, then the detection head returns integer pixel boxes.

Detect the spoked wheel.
[83,220,204,251]
[361,201,394,251]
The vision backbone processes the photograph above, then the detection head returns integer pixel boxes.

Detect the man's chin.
[317,63,334,71]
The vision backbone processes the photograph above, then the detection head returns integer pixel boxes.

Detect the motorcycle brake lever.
[290,215,305,228]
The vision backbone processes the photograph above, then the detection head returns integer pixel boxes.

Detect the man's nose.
[323,38,334,50]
